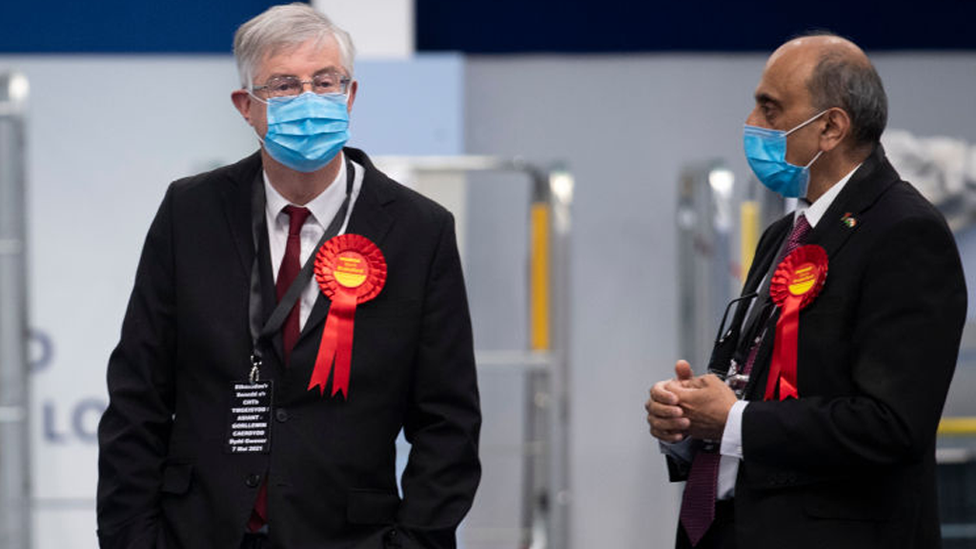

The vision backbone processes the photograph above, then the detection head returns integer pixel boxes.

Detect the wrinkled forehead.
[254,36,343,78]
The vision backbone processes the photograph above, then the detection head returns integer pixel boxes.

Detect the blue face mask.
[253,91,350,173]
[743,110,827,198]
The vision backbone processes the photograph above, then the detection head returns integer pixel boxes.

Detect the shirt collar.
[796,162,862,228]
[263,152,347,230]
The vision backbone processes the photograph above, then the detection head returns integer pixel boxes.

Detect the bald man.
[646,33,966,549]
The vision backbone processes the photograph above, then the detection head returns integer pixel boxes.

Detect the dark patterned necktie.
[742,213,811,377]
[679,213,811,546]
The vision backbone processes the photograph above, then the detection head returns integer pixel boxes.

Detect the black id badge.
[225,380,273,454]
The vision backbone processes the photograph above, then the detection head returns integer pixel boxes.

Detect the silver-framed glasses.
[252,71,351,98]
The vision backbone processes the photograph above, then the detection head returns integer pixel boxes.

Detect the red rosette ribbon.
[309,234,387,398]
[765,245,828,401]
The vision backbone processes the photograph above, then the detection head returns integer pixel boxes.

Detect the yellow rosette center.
[333,252,368,288]
[788,262,819,296]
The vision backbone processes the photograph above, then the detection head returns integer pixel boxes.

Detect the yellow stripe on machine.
[939,417,976,435]
[740,201,759,283]
[530,203,550,351]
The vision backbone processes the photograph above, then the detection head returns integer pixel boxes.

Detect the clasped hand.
[645,360,738,443]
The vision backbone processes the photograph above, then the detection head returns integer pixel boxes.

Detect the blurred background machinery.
[0,71,31,549]
[376,156,573,549]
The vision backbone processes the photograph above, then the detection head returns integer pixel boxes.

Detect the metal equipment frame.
[0,71,32,549]
[376,156,573,549]
[676,160,739,368]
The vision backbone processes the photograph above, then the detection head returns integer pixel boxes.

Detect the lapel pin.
[841,212,858,228]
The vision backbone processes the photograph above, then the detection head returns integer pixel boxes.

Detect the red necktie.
[276,205,312,367]
[247,205,311,533]
[679,214,811,546]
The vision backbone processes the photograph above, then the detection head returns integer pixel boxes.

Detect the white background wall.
[315,0,414,59]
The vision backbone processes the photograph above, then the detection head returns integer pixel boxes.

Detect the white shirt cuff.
[720,400,748,459]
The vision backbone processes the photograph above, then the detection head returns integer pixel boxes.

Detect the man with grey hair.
[97,4,481,548]
[646,33,965,548]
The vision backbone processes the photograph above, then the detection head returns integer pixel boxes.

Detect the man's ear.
[819,107,851,153]
[345,80,358,113]
[231,89,254,125]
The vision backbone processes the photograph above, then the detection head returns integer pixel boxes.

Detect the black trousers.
[240,533,271,549]
[676,500,737,549]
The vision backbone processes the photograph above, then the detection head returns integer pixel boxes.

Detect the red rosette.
[765,245,828,401]
[308,234,387,398]
[314,234,387,302]
[770,245,828,310]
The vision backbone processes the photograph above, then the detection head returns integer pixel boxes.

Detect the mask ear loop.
[803,149,824,169]
[785,109,830,136]
[786,109,830,169]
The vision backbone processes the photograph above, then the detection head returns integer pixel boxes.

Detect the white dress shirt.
[263,153,364,330]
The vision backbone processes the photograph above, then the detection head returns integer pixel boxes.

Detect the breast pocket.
[799,294,850,367]
[351,299,422,389]
[802,294,845,317]
[355,298,422,322]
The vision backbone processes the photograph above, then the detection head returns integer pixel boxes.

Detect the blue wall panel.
[350,54,465,155]
[0,0,302,53]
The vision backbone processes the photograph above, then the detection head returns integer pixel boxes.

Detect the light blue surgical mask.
[743,110,827,198]
[251,91,350,173]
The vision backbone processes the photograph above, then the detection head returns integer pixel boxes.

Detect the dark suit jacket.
[97,148,482,549]
[672,146,966,549]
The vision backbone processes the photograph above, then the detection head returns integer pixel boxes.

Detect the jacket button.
[275,408,289,422]
[245,473,261,488]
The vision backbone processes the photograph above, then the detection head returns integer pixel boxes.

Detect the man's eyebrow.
[755,92,781,109]
[312,67,349,77]
[261,72,296,81]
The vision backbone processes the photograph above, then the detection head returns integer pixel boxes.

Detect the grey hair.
[233,2,356,89]
[799,31,888,147]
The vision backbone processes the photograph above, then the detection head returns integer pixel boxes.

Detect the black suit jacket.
[97,148,482,549]
[673,146,966,549]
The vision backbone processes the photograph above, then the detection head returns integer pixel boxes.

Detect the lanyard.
[247,157,355,381]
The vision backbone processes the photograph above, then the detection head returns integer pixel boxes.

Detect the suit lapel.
[705,218,790,376]
[217,152,263,277]
[257,204,284,365]
[733,216,792,347]
[806,145,899,260]
[295,149,397,349]
[216,153,287,368]
[744,216,792,296]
